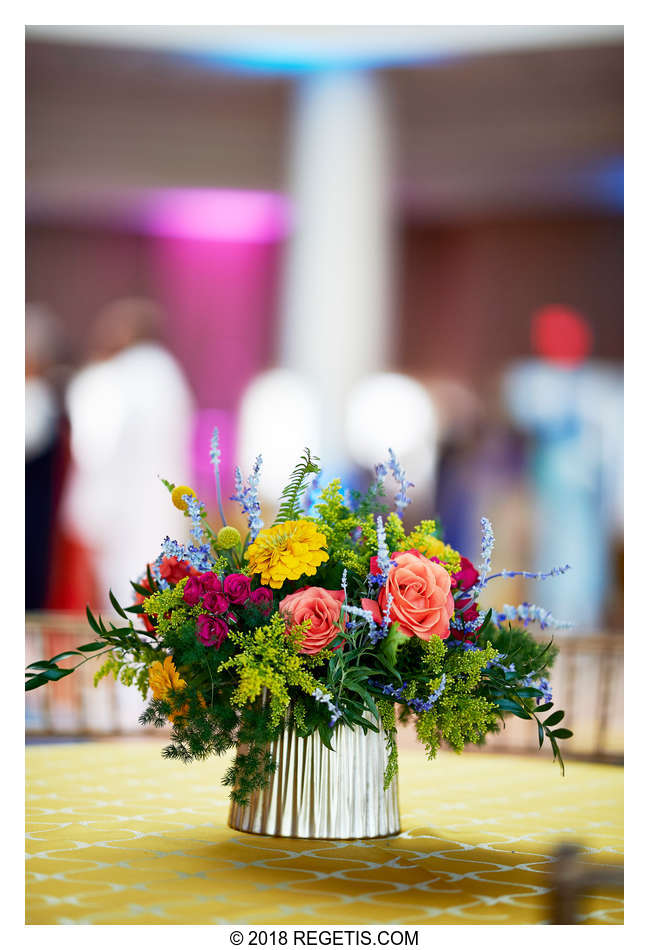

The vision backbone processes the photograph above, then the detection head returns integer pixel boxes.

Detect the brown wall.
[397,214,623,384]
[26,225,152,361]
[27,212,623,402]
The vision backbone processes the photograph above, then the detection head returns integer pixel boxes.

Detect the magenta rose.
[199,572,223,593]
[224,573,252,605]
[203,590,229,614]
[450,557,480,640]
[250,586,273,615]
[196,614,228,648]
[183,576,203,606]
[453,557,479,591]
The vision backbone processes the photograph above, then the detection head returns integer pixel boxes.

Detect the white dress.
[62,342,196,607]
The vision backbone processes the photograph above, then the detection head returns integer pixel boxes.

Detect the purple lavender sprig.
[387,448,414,517]
[313,688,342,728]
[484,564,571,583]
[376,515,391,576]
[345,603,383,644]
[496,602,573,631]
[373,675,447,713]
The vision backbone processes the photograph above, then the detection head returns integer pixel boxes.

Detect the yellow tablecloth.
[26,740,623,925]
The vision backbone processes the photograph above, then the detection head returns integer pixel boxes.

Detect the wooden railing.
[477,632,624,763]
[25,611,154,736]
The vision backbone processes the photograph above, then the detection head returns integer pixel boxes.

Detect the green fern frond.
[274,449,321,524]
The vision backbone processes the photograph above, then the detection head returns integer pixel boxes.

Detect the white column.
[279,70,392,476]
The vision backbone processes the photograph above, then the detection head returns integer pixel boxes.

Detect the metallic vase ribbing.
[228,717,401,839]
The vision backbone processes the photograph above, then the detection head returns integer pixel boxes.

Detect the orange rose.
[280,587,385,654]
[378,550,454,641]
[280,587,351,655]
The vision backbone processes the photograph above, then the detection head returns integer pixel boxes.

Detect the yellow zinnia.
[148,656,187,721]
[246,519,329,589]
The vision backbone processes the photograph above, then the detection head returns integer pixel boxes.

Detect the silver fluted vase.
[228,715,401,839]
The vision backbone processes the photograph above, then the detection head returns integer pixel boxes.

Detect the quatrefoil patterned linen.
[26,741,623,925]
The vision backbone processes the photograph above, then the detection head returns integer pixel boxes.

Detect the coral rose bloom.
[378,550,454,641]
[279,587,347,655]
[280,587,380,655]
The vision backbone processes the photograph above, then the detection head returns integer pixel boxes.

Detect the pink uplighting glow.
[145,188,291,243]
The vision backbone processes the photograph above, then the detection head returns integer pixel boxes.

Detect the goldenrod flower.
[148,656,187,721]
[246,519,329,589]
[407,532,461,574]
[171,485,196,511]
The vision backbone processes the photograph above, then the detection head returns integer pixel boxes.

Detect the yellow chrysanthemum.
[245,519,329,589]
[148,656,187,720]
[171,485,196,511]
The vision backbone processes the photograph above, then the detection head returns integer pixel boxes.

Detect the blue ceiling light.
[182,49,444,77]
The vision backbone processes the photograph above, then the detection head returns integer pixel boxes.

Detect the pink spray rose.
[224,573,252,605]
[203,590,229,614]
[196,614,228,648]
[250,586,273,615]
[453,556,479,592]
[183,576,203,606]
[199,572,223,593]
[452,556,480,638]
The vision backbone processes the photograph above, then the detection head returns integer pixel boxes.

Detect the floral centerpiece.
[26,432,573,838]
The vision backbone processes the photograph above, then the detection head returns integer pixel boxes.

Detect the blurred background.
[25,25,623,760]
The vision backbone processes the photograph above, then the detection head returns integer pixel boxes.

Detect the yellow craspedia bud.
[171,485,196,511]
[217,525,242,550]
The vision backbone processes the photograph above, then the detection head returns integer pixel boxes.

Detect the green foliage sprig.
[478,623,572,773]
[25,596,160,692]
[274,449,321,524]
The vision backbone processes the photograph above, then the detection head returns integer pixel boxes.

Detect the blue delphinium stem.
[210,427,227,528]
[159,535,213,573]
[231,455,264,541]
[183,494,205,546]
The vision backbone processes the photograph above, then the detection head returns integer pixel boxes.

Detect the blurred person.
[61,298,195,606]
[502,306,623,630]
[25,304,67,609]
[432,378,530,587]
